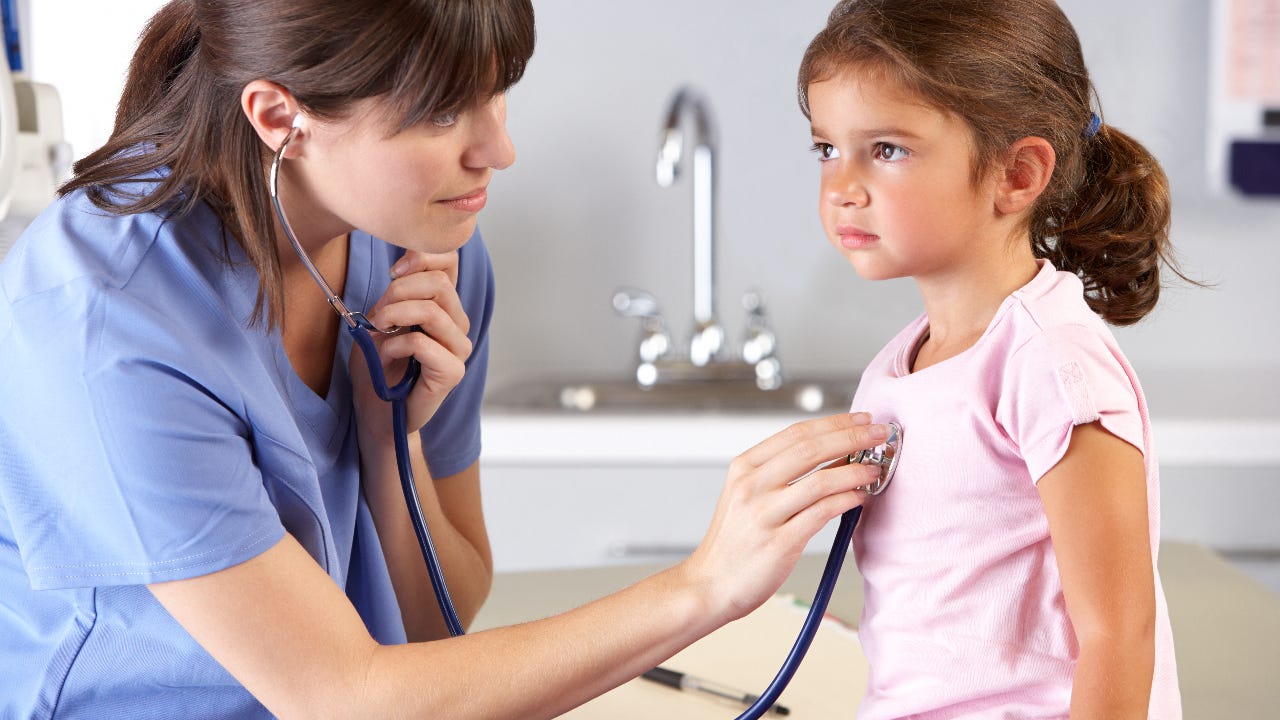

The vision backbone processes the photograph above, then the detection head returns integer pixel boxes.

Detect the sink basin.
[484,375,859,415]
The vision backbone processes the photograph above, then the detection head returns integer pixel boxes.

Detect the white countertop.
[479,368,1280,466]
[479,412,1280,465]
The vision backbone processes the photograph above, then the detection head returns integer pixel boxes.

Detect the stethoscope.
[270,120,465,637]
[269,118,904,717]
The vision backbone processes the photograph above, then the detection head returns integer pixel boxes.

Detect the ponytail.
[1033,123,1179,326]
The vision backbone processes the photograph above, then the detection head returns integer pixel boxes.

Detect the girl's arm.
[1038,421,1156,719]
[149,413,888,720]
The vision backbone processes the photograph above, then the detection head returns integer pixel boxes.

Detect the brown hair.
[60,0,535,327]
[797,0,1189,325]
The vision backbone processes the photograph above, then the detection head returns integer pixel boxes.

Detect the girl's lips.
[440,188,488,213]
[836,225,879,250]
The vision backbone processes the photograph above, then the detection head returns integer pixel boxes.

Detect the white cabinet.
[480,461,844,572]
[478,413,843,572]
[479,370,1280,572]
[480,463,710,572]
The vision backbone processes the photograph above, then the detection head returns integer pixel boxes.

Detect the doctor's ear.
[241,80,306,156]
[993,137,1055,217]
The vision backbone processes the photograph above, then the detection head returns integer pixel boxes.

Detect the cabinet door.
[480,463,841,572]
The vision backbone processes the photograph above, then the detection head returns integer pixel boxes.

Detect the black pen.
[641,666,791,716]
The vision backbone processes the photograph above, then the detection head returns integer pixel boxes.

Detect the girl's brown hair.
[797,0,1187,325]
[60,0,535,327]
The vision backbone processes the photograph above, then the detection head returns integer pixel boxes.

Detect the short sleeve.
[996,323,1144,483]
[0,280,284,591]
[417,229,495,479]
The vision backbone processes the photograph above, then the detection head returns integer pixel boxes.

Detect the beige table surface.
[473,541,1280,718]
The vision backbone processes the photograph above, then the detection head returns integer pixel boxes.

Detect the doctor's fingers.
[733,412,874,472]
[373,288,473,351]
[373,266,468,327]
[376,304,474,365]
[371,274,471,335]
[763,461,877,528]
[735,417,890,489]
[390,250,459,285]
[377,329,468,392]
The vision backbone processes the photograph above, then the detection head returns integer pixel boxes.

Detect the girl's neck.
[911,241,1039,372]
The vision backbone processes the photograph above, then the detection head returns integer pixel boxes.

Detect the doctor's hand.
[679,412,889,624]
[351,250,473,440]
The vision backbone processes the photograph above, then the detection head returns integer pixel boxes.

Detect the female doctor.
[0,1,888,717]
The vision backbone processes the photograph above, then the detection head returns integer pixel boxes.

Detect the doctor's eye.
[872,142,909,162]
[810,142,840,162]
[429,111,459,128]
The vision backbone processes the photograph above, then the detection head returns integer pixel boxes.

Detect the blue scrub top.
[0,171,494,718]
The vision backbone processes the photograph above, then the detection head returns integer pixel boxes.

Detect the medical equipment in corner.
[0,0,71,259]
[272,114,903,716]
[1207,0,1280,197]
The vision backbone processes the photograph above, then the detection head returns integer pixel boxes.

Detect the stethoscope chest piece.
[852,421,902,495]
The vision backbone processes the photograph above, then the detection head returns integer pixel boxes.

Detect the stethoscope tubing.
[272,125,466,638]
[349,322,466,638]
[734,504,861,719]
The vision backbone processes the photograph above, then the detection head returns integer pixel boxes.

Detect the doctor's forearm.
[357,561,722,720]
[362,434,493,639]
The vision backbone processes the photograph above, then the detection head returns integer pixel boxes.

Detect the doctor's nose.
[464,96,516,171]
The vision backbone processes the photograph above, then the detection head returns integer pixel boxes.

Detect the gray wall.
[479,0,1280,392]
[24,0,1280,391]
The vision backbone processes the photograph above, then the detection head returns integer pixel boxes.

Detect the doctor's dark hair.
[60,0,535,328]
[797,0,1189,326]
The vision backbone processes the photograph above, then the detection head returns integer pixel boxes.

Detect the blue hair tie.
[1084,112,1102,139]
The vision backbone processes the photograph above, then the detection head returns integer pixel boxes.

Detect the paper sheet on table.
[560,594,867,719]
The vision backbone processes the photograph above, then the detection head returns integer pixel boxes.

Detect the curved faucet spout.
[655,86,721,366]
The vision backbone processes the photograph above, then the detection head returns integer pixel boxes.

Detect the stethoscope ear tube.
[272,127,465,638]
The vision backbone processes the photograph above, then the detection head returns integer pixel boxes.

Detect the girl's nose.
[824,163,869,208]
[464,95,516,171]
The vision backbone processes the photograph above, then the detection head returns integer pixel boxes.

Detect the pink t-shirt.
[850,260,1180,719]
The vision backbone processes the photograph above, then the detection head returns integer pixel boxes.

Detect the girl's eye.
[810,142,840,161]
[872,142,909,162]
[430,111,459,128]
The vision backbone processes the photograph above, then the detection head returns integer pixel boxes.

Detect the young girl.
[799,0,1183,716]
[0,1,888,717]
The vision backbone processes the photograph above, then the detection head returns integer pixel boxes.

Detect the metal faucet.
[655,86,724,367]
[614,86,783,390]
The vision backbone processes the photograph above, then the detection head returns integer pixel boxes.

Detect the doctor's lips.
[835,224,879,250]
[439,186,488,212]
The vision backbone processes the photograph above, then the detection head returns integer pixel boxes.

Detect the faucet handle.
[613,287,671,363]
[613,287,663,328]
[740,289,776,364]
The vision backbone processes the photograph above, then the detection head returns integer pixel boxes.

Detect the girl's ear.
[994,137,1055,216]
[240,80,303,156]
